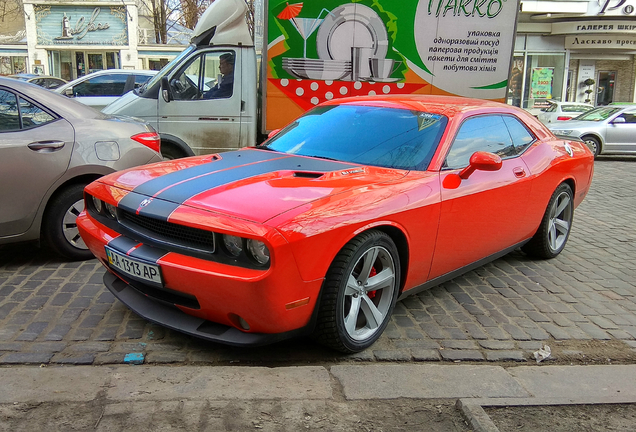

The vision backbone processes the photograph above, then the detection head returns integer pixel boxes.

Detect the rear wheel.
[522,183,574,259]
[160,141,189,160]
[582,135,601,158]
[43,183,94,261]
[313,230,400,353]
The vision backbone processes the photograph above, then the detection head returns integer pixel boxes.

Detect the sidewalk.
[1,363,635,430]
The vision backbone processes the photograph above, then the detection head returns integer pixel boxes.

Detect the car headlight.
[552,130,574,136]
[246,239,270,266]
[91,195,102,213]
[222,235,243,257]
[104,202,117,219]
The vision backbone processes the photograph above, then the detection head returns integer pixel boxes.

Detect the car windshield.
[262,105,448,171]
[137,45,196,94]
[574,107,622,121]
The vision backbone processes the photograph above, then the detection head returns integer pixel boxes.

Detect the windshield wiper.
[304,154,338,161]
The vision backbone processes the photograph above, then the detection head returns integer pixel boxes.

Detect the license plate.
[105,246,162,285]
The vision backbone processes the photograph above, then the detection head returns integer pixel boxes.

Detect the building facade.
[513,0,636,109]
[2,0,635,108]
[0,0,190,80]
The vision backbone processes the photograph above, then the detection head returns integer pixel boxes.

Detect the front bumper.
[78,211,325,344]
[103,271,311,346]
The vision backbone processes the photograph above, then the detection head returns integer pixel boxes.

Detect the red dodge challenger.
[77,95,594,353]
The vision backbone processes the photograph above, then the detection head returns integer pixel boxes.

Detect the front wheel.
[582,135,601,158]
[522,183,574,259]
[42,183,94,261]
[313,230,400,353]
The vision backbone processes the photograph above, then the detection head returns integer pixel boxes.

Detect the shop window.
[522,54,566,111]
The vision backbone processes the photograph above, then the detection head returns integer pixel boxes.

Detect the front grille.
[119,210,215,254]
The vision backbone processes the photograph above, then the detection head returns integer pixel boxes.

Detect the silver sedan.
[0,77,162,260]
[549,105,636,157]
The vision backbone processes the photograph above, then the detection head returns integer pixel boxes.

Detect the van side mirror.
[161,77,172,102]
[64,87,73,97]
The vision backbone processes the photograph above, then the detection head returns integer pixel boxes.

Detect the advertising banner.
[265,0,520,130]
[530,67,554,99]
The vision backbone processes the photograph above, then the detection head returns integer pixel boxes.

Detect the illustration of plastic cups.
[351,47,373,81]
[370,58,402,80]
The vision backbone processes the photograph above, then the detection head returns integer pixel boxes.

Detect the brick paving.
[1,158,635,365]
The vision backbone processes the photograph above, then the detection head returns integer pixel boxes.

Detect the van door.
[158,49,241,155]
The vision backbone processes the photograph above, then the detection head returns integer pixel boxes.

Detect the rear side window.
[0,89,20,131]
[73,74,128,97]
[545,104,557,113]
[502,116,535,153]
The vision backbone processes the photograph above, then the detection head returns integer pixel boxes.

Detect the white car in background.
[538,101,594,124]
[55,69,157,111]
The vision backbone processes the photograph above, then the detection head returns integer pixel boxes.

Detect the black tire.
[313,230,400,353]
[522,183,574,259]
[160,141,189,160]
[42,183,94,261]
[582,135,601,158]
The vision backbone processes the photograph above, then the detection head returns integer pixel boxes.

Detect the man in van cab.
[205,52,234,99]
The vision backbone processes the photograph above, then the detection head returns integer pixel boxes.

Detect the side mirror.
[611,117,626,124]
[161,77,172,102]
[64,87,73,97]
[459,151,502,179]
[442,152,503,189]
[268,129,281,139]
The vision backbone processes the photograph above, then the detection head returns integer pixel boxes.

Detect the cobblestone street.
[1,159,635,366]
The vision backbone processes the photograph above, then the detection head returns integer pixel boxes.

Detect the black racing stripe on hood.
[118,192,181,221]
[133,150,281,198]
[153,154,359,205]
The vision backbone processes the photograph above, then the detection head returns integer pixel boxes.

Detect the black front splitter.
[103,271,308,347]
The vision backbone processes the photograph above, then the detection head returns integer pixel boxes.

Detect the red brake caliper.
[367,267,377,299]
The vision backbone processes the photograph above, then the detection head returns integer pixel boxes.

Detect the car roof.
[57,69,157,90]
[9,73,38,80]
[321,94,520,117]
[0,76,105,120]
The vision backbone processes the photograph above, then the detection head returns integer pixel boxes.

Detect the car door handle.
[513,167,526,178]
[28,141,66,152]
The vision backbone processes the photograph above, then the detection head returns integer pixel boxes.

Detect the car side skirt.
[398,240,530,301]
[103,271,313,347]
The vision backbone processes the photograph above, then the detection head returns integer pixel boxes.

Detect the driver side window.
[171,56,203,101]
[444,115,516,169]
[170,51,235,101]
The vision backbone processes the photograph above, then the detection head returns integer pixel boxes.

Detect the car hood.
[548,120,601,131]
[103,149,408,224]
[101,91,139,114]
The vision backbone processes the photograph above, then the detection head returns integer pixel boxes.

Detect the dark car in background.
[9,73,67,89]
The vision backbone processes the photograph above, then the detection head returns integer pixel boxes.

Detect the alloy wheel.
[342,245,396,341]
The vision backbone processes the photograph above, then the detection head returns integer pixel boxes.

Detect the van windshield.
[137,45,197,95]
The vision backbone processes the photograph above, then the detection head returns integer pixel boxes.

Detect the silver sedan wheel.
[584,137,599,156]
[62,198,88,250]
[548,190,572,252]
[343,245,396,341]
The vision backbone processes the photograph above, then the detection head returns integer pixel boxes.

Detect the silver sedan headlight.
[552,129,574,136]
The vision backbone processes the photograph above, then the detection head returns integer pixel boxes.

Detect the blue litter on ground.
[124,353,145,365]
